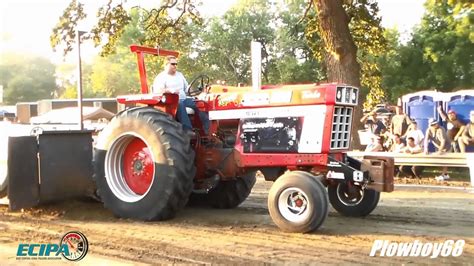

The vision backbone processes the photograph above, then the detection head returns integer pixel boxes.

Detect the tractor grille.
[330,106,353,150]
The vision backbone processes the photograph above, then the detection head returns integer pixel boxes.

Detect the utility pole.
[77,30,86,130]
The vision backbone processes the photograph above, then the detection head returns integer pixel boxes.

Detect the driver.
[152,56,208,137]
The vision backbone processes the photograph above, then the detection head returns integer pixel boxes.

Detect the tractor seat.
[186,107,195,115]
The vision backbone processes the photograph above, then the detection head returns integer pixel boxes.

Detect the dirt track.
[1,178,473,264]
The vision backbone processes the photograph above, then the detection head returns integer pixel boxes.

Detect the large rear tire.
[328,182,380,217]
[94,107,196,220]
[268,171,328,233]
[188,173,256,209]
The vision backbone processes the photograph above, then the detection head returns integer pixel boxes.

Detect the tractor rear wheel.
[189,173,256,209]
[328,182,380,217]
[268,171,328,233]
[94,107,196,220]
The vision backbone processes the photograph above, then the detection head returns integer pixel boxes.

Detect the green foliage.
[272,0,325,83]
[183,0,323,85]
[51,0,324,90]
[379,0,473,102]
[416,0,473,89]
[88,10,144,97]
[193,0,276,84]
[0,55,56,104]
[51,0,203,57]
[50,0,87,56]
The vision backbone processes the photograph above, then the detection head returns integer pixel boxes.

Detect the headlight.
[336,88,342,101]
[352,88,357,103]
[161,95,167,103]
[337,86,358,104]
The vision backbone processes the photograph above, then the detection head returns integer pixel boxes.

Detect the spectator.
[424,119,451,154]
[390,106,412,138]
[399,137,424,179]
[438,106,465,152]
[365,135,383,152]
[390,134,405,153]
[405,120,424,147]
[424,118,451,180]
[380,128,393,151]
[458,110,474,153]
[360,110,386,135]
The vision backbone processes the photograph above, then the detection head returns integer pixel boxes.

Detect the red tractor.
[91,45,394,233]
[90,45,393,232]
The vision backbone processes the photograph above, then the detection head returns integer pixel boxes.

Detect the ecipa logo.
[16,231,89,262]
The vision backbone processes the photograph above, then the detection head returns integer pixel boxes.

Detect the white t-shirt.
[406,129,424,147]
[152,71,188,99]
[404,144,422,154]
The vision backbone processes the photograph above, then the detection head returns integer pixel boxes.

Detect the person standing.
[390,106,412,139]
[438,106,465,152]
[360,110,386,135]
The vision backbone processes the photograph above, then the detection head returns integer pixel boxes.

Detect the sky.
[0,0,426,64]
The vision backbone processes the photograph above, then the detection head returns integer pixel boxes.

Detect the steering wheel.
[187,74,210,97]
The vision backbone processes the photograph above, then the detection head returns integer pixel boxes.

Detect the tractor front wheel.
[268,171,328,233]
[328,182,380,217]
[94,107,196,220]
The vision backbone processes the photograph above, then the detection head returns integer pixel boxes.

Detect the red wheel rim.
[122,138,154,195]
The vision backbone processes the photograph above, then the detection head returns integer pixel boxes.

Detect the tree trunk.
[313,0,363,149]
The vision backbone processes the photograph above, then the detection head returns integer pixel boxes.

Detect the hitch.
[326,155,394,192]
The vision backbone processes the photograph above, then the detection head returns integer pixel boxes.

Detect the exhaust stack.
[251,41,262,91]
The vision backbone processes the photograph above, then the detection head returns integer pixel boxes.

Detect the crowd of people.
[361,105,474,181]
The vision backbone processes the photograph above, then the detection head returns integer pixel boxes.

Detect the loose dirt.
[1,178,473,264]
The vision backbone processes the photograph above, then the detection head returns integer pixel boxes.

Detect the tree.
[194,0,276,85]
[307,0,387,110]
[414,0,473,90]
[0,55,57,104]
[270,0,325,84]
[51,0,202,57]
[88,9,145,97]
[378,0,473,101]
[311,0,360,87]
[309,0,387,148]
[52,0,370,147]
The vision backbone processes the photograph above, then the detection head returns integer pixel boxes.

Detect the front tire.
[94,107,196,220]
[328,182,380,217]
[268,171,328,233]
